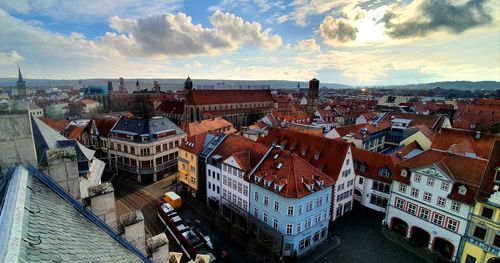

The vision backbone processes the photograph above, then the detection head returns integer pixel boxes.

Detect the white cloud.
[297,39,321,52]
[320,16,358,45]
[101,11,282,57]
[0,0,182,22]
[0,50,23,65]
[220,59,233,65]
[277,0,368,26]
[185,60,203,68]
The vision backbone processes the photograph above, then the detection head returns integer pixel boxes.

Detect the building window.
[299,237,311,251]
[306,201,313,212]
[274,201,280,212]
[407,203,417,215]
[315,213,321,224]
[264,196,269,206]
[481,207,494,219]
[316,197,323,207]
[399,184,406,193]
[432,213,444,226]
[465,255,476,263]
[254,207,258,217]
[338,183,344,191]
[370,194,388,208]
[395,198,405,210]
[286,224,293,235]
[297,222,301,233]
[287,206,294,216]
[451,201,461,212]
[414,174,421,182]
[273,218,278,229]
[298,205,303,215]
[493,234,500,248]
[411,188,419,198]
[254,191,259,201]
[423,192,432,202]
[473,226,487,240]
[358,177,364,184]
[263,213,268,223]
[437,197,446,207]
[419,208,430,220]
[427,177,435,187]
[441,181,450,191]
[305,218,312,229]
[446,218,459,232]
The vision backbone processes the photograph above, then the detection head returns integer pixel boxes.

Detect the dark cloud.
[384,0,493,38]
[320,16,358,43]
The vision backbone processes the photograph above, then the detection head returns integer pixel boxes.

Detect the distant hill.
[0,78,497,90]
[374,81,499,90]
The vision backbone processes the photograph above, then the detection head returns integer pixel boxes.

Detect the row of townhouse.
[80,115,186,183]
[177,128,356,257]
[350,127,500,262]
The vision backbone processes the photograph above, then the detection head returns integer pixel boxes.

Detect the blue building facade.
[248,151,334,256]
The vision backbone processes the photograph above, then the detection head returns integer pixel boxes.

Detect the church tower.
[306,77,319,114]
[184,76,194,123]
[17,66,27,99]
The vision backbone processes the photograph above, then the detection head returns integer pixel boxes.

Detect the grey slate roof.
[112,116,184,138]
[0,165,144,263]
[31,116,95,163]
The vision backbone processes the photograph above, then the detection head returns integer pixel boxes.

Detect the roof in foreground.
[0,165,145,262]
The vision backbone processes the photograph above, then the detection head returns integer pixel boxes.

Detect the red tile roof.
[186,118,236,136]
[251,150,334,198]
[453,100,500,131]
[179,132,208,155]
[394,150,488,204]
[65,124,84,140]
[390,141,423,162]
[477,141,500,202]
[352,148,395,184]
[83,117,118,137]
[431,128,500,159]
[334,122,391,139]
[257,128,351,181]
[156,100,184,115]
[39,117,69,133]
[210,134,270,172]
[382,112,445,130]
[187,89,274,105]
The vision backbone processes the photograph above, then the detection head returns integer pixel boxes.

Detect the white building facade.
[385,165,473,261]
[331,146,356,221]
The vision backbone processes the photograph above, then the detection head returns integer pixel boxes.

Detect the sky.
[0,0,499,85]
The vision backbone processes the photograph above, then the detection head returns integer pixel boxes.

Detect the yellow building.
[461,141,500,263]
[177,133,208,197]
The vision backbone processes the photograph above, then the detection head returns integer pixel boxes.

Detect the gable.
[412,164,453,182]
[223,156,242,170]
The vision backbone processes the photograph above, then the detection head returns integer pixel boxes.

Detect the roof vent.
[401,169,408,177]
[273,153,279,160]
[458,185,467,196]
[276,163,283,169]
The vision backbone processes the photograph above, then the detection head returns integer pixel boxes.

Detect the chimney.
[120,210,147,254]
[88,182,117,230]
[147,233,170,263]
[45,148,81,200]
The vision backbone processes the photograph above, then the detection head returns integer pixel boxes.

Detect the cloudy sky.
[0,0,498,85]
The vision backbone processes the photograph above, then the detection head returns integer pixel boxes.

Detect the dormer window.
[254,175,262,183]
[305,183,314,192]
[401,169,408,177]
[264,180,272,187]
[378,168,391,178]
[274,184,284,192]
[458,185,467,196]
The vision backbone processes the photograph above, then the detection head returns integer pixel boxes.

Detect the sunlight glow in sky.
[0,0,498,85]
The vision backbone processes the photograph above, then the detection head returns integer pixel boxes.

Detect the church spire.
[18,66,24,82]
